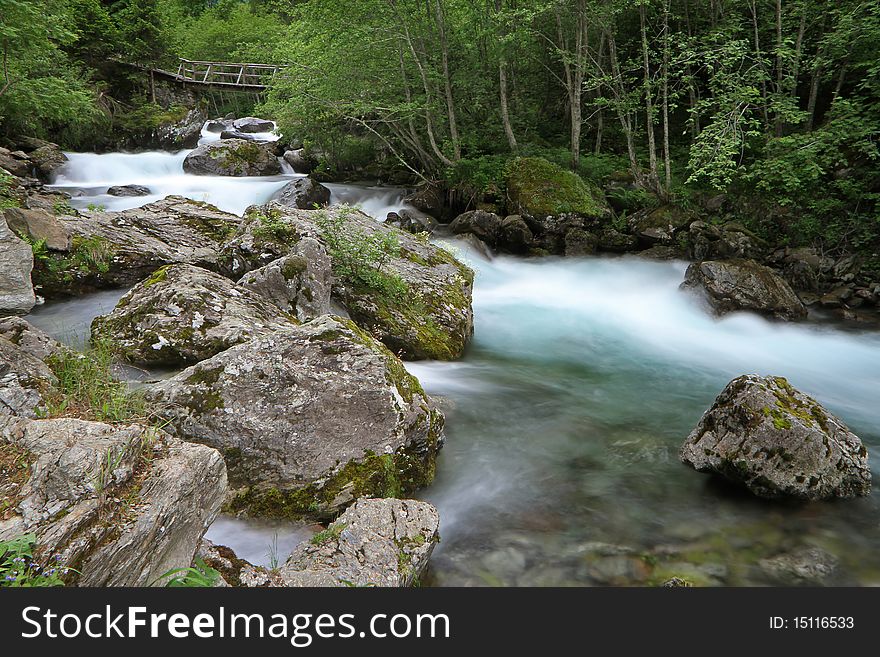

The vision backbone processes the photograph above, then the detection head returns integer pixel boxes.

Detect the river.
[28,126,880,586]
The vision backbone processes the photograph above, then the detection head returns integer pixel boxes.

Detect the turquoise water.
[35,142,880,585]
[411,254,880,586]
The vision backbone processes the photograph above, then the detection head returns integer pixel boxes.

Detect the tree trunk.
[640,4,659,191]
[434,0,461,161]
[495,0,517,152]
[775,0,784,136]
[749,0,770,128]
[661,0,671,194]
[499,63,518,152]
[607,31,641,182]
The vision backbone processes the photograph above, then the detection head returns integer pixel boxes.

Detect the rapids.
[30,127,880,583]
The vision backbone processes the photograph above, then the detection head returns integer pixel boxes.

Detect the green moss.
[226,441,441,521]
[505,157,608,218]
[764,376,831,433]
[181,365,225,411]
[310,521,347,546]
[144,265,170,288]
[33,234,116,294]
[281,256,308,279]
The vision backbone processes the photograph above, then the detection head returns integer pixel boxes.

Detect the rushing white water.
[31,128,880,584]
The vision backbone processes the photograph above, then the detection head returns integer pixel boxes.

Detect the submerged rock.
[91,264,296,366]
[680,374,871,500]
[34,196,241,297]
[759,546,839,585]
[183,139,281,177]
[271,177,331,209]
[0,217,35,315]
[144,315,444,519]
[107,184,151,197]
[0,416,227,586]
[279,498,440,587]
[682,259,807,321]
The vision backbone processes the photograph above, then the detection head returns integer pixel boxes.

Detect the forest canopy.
[1,0,879,262]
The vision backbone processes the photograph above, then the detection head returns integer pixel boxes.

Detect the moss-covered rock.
[681,374,871,500]
[505,157,609,220]
[33,196,242,298]
[681,258,807,321]
[144,315,445,519]
[226,204,475,360]
[183,139,281,177]
[91,264,297,366]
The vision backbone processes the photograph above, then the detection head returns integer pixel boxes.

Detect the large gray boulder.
[0,217,35,315]
[0,335,56,418]
[91,264,296,366]
[233,117,275,133]
[156,107,207,150]
[280,498,440,587]
[34,196,242,298]
[682,259,807,321]
[144,315,444,519]
[237,237,332,322]
[0,416,227,586]
[271,177,330,209]
[223,204,474,360]
[450,210,503,247]
[182,139,281,176]
[282,149,313,173]
[681,375,871,500]
[4,207,70,251]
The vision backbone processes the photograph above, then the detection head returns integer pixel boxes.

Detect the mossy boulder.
[183,139,281,177]
[505,157,608,220]
[225,204,475,361]
[681,374,871,500]
[279,498,440,587]
[91,264,297,366]
[144,315,445,519]
[681,259,807,321]
[33,196,242,298]
[627,205,694,246]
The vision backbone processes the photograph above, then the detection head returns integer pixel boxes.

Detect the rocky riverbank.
[1,120,877,588]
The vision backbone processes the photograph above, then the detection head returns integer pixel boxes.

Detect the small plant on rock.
[0,534,72,587]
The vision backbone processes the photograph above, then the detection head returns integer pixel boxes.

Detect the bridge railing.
[174,59,285,88]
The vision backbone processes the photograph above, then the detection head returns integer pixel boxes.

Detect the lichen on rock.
[143,315,444,519]
[680,374,871,500]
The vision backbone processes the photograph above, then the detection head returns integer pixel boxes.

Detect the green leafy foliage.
[156,558,221,587]
[0,534,72,587]
[315,206,408,302]
[44,338,148,423]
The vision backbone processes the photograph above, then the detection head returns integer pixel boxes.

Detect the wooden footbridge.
[143,58,287,92]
